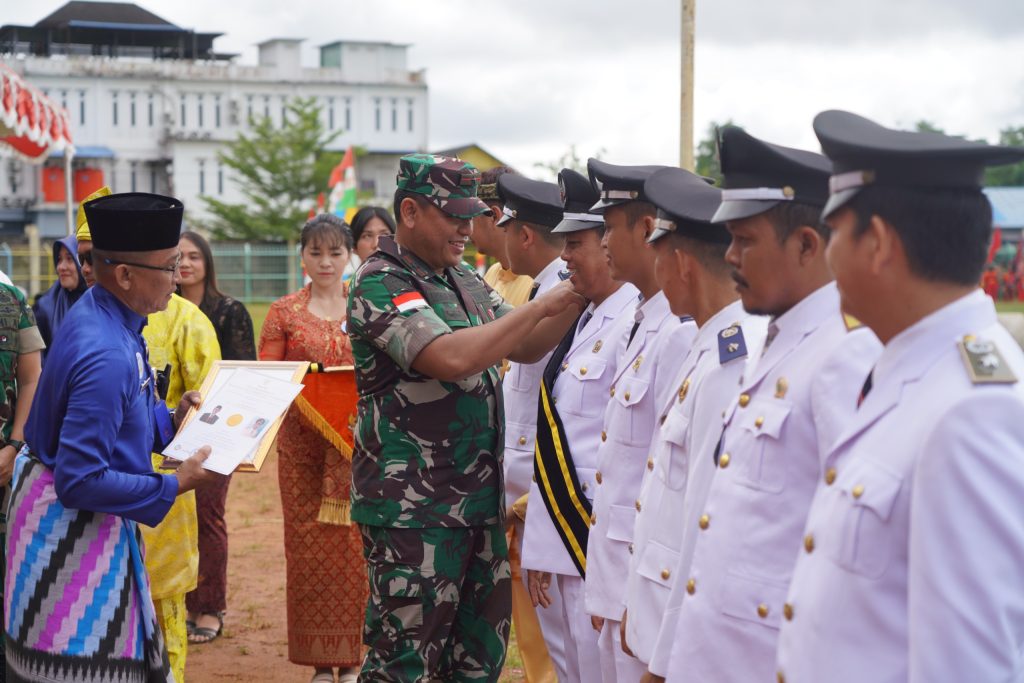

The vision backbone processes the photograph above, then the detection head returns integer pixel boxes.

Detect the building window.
[374,98,381,131]
[129,92,136,127]
[407,99,414,132]
[111,91,118,126]
[180,94,187,127]
[280,96,287,125]
[79,90,86,125]
[217,164,224,195]
[148,94,154,126]
[150,165,156,193]
[345,98,351,130]
[198,160,206,194]
[328,97,335,130]
[391,98,397,132]
[215,95,221,127]
[197,94,204,128]
[263,95,270,120]
[60,90,68,110]
[130,161,137,192]
[247,95,254,121]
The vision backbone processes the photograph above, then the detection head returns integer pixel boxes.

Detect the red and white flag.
[392,292,428,313]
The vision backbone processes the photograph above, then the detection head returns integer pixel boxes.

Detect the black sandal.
[187,612,224,644]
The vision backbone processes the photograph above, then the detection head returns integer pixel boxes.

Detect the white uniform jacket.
[521,283,639,576]
[626,301,767,668]
[584,291,697,621]
[776,290,1024,683]
[662,282,882,683]
[503,257,567,507]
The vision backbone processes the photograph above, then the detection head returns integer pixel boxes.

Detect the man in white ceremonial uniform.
[655,126,882,683]
[580,159,696,682]
[521,177,638,683]
[620,167,768,677]
[495,171,570,682]
[774,111,1024,683]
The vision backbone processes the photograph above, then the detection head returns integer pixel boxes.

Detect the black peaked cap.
[554,168,604,233]
[713,125,832,223]
[645,168,728,244]
[814,109,1024,217]
[496,174,563,229]
[588,158,669,212]
[83,192,184,252]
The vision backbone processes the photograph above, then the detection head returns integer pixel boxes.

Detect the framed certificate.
[162,360,309,473]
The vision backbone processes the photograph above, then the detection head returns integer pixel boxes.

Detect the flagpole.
[680,0,696,171]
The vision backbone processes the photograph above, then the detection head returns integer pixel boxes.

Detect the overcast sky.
[11,0,1024,179]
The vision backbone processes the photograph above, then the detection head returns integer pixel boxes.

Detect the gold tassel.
[316,498,351,526]
[293,394,354,460]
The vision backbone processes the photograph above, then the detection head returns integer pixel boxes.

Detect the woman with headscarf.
[32,234,86,360]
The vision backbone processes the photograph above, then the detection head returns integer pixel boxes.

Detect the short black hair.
[350,206,396,243]
[393,189,428,226]
[300,213,353,251]
[623,200,657,227]
[667,232,731,277]
[510,221,565,248]
[763,201,827,244]
[846,185,993,286]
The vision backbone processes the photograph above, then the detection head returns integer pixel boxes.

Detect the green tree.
[914,120,946,134]
[695,120,732,185]
[200,97,342,241]
[985,126,1024,187]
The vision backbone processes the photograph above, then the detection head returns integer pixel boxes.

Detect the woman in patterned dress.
[259,214,366,683]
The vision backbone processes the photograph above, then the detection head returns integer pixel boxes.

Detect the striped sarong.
[4,452,175,683]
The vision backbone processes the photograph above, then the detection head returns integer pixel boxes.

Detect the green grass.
[245,303,272,341]
[996,301,1024,314]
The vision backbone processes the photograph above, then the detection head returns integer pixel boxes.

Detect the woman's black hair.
[179,230,225,308]
[350,206,396,243]
[300,213,354,251]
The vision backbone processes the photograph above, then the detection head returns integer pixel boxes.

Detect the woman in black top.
[177,230,256,643]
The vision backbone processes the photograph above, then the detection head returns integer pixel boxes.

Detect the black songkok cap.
[644,168,728,244]
[83,192,183,251]
[814,109,1024,217]
[588,159,668,212]
[553,169,603,234]
[713,125,832,223]
[495,174,563,229]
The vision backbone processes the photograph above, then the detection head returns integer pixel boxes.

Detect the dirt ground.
[185,447,525,682]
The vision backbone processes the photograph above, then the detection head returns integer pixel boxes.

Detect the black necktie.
[528,283,540,302]
[857,370,874,408]
[627,320,641,345]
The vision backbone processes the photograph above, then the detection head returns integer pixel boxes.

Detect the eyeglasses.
[103,256,181,274]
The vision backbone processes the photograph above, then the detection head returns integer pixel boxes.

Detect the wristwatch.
[5,439,25,452]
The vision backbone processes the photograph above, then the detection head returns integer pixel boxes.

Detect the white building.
[0,1,428,238]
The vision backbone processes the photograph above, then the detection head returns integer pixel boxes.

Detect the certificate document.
[163,367,304,474]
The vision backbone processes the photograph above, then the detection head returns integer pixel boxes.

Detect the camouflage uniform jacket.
[348,236,514,528]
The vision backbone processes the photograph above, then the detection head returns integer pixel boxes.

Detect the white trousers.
[598,618,647,683]
[540,573,602,683]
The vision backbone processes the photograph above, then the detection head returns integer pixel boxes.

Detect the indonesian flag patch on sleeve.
[392,291,429,314]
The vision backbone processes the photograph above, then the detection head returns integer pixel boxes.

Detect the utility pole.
[680,0,696,170]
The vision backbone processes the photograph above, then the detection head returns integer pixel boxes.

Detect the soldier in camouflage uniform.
[347,154,584,682]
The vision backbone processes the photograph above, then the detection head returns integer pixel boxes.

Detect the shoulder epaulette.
[843,313,863,331]
[718,323,748,364]
[959,335,1017,384]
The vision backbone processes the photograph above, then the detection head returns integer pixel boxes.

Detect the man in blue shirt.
[5,192,222,683]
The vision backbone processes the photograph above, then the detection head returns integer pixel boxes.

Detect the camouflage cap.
[396,154,492,219]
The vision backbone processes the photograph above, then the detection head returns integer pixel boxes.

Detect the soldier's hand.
[640,673,666,683]
[620,609,635,656]
[527,569,553,609]
[173,391,203,430]
[591,615,605,633]
[533,281,586,318]
[174,447,227,494]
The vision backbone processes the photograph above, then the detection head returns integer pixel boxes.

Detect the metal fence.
[1,242,305,304]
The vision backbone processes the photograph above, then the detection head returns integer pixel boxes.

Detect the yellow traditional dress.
[141,293,221,682]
